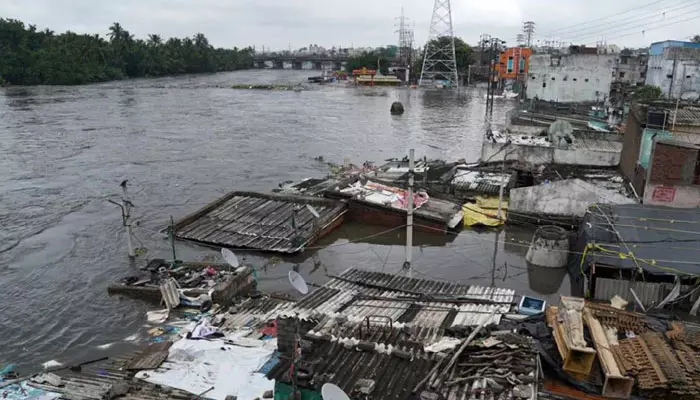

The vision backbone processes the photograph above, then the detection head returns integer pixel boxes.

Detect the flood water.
[0,70,571,371]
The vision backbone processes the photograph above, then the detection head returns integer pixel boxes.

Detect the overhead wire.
[574,12,700,45]
[537,0,670,36]
[550,0,699,41]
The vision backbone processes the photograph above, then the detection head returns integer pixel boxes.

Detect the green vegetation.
[412,37,473,84]
[345,48,394,75]
[633,85,663,103]
[0,19,254,85]
[692,35,700,43]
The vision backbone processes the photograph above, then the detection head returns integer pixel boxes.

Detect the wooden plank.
[126,342,172,370]
[583,308,634,399]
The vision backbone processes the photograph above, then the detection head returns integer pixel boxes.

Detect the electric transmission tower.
[395,8,414,69]
[516,34,526,47]
[523,21,535,47]
[419,0,458,87]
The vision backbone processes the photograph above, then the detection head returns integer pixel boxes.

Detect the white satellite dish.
[221,248,239,269]
[288,270,309,295]
[321,384,350,400]
[306,204,320,219]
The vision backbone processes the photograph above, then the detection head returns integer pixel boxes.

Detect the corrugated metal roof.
[24,350,196,400]
[173,191,347,253]
[672,107,700,127]
[593,277,700,308]
[220,296,295,331]
[576,204,700,276]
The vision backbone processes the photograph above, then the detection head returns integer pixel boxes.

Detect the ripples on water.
[0,70,570,371]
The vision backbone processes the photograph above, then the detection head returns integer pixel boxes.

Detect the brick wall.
[649,142,699,184]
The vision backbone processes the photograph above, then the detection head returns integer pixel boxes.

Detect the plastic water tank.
[525,225,569,268]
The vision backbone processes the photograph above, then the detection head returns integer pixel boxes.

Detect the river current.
[0,70,571,371]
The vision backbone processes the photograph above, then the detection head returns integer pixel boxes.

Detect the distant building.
[613,49,648,86]
[649,40,700,56]
[620,103,700,207]
[526,52,615,102]
[645,40,700,99]
[496,47,532,81]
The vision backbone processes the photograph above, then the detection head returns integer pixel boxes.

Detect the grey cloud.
[1,0,697,50]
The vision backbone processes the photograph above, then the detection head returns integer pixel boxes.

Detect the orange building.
[496,47,532,80]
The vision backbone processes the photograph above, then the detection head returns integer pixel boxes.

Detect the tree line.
[0,19,254,85]
[344,37,473,84]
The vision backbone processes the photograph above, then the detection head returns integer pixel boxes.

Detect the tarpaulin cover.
[462,196,507,227]
[0,381,60,400]
[570,204,700,277]
[135,338,276,400]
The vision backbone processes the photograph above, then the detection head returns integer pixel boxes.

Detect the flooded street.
[0,70,571,371]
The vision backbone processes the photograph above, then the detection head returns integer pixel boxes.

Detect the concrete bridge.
[253,54,350,70]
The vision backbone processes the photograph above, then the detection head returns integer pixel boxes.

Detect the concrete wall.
[613,54,647,85]
[526,54,615,102]
[644,184,700,207]
[620,111,643,184]
[645,55,700,100]
[510,179,634,218]
[481,141,621,166]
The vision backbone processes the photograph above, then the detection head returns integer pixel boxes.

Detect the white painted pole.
[405,149,414,278]
[122,183,135,258]
[497,150,506,220]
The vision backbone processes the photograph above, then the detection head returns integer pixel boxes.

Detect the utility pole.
[404,149,415,278]
[485,37,504,121]
[109,180,135,258]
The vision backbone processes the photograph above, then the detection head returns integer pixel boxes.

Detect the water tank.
[525,225,569,268]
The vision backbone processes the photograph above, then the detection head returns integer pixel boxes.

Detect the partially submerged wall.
[481,141,621,166]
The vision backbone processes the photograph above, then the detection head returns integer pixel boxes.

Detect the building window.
[507,56,513,73]
[551,77,556,80]
[619,72,625,78]
[543,82,547,88]
[667,74,674,78]
[519,57,525,73]
[531,75,536,80]
[573,78,577,81]
[585,78,589,82]
[563,76,568,81]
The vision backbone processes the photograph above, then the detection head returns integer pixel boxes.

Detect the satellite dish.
[221,248,239,269]
[306,204,320,219]
[321,384,349,400]
[288,270,309,295]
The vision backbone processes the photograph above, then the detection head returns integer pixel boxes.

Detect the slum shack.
[108,259,255,305]
[265,268,541,400]
[326,180,464,233]
[570,204,700,311]
[171,191,347,253]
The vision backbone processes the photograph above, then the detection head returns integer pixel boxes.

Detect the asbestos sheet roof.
[284,268,515,328]
[671,107,700,127]
[173,191,347,253]
[575,204,700,276]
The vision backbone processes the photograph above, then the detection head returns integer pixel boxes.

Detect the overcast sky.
[2,0,699,50]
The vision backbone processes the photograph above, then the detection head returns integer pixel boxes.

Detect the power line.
[549,0,697,40]
[562,5,700,43]
[581,14,700,45]
[539,0,670,36]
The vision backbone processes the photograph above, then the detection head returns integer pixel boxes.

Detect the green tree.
[692,35,700,43]
[411,37,473,84]
[345,49,393,75]
[0,19,254,85]
[633,85,663,103]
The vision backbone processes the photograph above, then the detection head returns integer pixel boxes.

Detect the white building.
[645,46,700,100]
[526,53,616,103]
